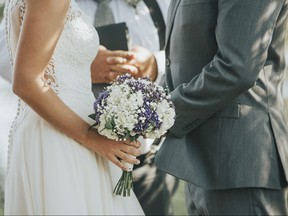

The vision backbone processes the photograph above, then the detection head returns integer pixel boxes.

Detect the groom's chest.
[168,0,218,42]
[165,0,218,86]
[167,0,218,61]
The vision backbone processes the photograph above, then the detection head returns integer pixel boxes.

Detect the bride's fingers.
[123,140,141,149]
[120,144,141,157]
[109,154,129,171]
[116,151,140,165]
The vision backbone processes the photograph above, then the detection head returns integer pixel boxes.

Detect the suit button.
[166,58,171,66]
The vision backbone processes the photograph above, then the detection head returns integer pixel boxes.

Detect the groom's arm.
[169,0,286,137]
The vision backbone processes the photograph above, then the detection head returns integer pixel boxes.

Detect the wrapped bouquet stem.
[89,74,175,197]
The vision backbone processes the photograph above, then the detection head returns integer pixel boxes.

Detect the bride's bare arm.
[12,0,140,170]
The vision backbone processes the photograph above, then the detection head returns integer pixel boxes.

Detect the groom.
[155,0,288,215]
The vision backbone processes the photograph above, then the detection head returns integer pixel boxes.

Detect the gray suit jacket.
[155,0,288,190]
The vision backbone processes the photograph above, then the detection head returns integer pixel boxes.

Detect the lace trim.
[7,99,27,174]
[5,0,82,95]
[5,0,25,69]
[66,1,82,22]
[18,0,25,24]
[5,0,87,173]
[4,0,17,174]
[4,0,42,173]
[43,59,60,94]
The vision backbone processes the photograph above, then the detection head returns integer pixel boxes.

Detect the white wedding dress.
[4,0,144,215]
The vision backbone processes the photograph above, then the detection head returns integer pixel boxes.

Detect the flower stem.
[113,171,133,197]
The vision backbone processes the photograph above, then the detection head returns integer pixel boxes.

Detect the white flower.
[91,74,175,141]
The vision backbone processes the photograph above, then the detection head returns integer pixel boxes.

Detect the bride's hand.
[84,128,141,171]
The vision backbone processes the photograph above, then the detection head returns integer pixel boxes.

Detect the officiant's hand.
[128,46,157,81]
[105,46,157,81]
[85,128,141,171]
[91,45,138,83]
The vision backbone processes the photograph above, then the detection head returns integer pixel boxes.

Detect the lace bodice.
[5,0,99,113]
[5,0,99,172]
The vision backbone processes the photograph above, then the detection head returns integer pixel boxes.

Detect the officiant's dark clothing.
[155,0,288,215]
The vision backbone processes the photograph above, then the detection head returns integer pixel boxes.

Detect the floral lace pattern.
[4,0,99,173]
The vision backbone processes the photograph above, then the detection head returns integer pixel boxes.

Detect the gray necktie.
[94,0,115,27]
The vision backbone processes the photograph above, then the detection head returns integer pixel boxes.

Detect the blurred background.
[0,3,7,215]
[0,3,3,20]
[0,3,5,215]
[0,1,287,216]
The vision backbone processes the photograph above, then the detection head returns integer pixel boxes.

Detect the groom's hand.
[91,45,138,83]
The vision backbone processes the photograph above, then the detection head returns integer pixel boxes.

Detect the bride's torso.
[5,0,99,120]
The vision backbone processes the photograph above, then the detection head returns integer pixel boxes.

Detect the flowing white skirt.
[4,107,144,215]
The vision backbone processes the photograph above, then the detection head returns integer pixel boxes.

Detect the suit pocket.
[212,101,240,118]
[182,0,214,6]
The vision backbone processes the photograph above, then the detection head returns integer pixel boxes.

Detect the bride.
[4,0,144,215]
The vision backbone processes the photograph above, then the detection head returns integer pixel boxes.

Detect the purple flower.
[93,90,109,124]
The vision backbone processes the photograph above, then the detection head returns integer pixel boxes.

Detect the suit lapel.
[166,0,181,43]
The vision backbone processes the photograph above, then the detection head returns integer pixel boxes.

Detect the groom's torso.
[156,0,288,189]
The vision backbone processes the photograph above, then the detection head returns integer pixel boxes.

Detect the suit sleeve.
[169,0,285,137]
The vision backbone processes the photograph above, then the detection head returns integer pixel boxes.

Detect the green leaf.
[88,113,96,120]
[88,122,98,130]
[105,121,113,129]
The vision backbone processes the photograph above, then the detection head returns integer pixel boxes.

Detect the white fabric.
[4,0,144,214]
[0,78,17,200]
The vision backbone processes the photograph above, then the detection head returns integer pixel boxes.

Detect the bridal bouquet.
[89,74,175,197]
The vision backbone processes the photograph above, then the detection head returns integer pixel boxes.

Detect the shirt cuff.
[153,50,165,85]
